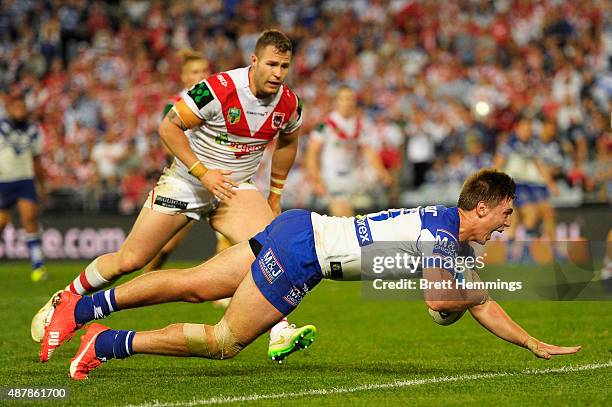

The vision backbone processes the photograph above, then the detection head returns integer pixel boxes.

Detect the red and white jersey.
[180,66,302,184]
[310,111,373,178]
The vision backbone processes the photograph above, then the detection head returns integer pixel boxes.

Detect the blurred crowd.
[1,0,610,213]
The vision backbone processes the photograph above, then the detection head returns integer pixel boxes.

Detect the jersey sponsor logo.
[247,110,266,117]
[215,133,230,145]
[433,229,458,257]
[227,107,241,125]
[232,143,266,159]
[214,133,266,158]
[217,74,228,87]
[354,216,373,247]
[187,82,215,109]
[272,112,285,129]
[259,247,285,284]
[283,286,305,307]
[154,196,188,210]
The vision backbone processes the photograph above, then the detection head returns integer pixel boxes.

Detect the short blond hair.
[177,48,206,69]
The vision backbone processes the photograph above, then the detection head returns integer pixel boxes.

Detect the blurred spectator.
[405,108,436,188]
[119,166,149,215]
[91,126,128,181]
[372,112,404,206]
[0,0,608,213]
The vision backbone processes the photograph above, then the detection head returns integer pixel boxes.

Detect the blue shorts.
[250,209,322,316]
[0,179,38,209]
[530,185,550,202]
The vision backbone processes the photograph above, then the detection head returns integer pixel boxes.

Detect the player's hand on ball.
[526,337,581,359]
[200,169,238,201]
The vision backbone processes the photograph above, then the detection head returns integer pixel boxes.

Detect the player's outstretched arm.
[469,300,581,359]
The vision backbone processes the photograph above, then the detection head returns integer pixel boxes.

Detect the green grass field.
[0,261,610,406]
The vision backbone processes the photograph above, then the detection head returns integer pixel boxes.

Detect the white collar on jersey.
[241,65,283,106]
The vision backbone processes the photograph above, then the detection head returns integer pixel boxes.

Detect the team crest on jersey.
[227,107,241,125]
[272,112,285,129]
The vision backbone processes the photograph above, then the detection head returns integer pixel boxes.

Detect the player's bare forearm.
[305,138,325,194]
[159,109,200,168]
[469,300,530,347]
[535,159,558,193]
[469,300,581,359]
[160,109,237,199]
[423,268,488,312]
[268,130,299,212]
[32,155,45,187]
[363,145,391,184]
[270,129,299,179]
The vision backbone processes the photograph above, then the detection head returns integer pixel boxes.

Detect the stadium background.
[1,0,609,260]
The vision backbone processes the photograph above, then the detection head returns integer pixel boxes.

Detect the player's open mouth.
[267,81,280,87]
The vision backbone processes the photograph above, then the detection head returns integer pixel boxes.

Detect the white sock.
[66,258,112,295]
[269,317,289,342]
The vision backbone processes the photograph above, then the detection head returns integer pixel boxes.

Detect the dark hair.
[457,169,516,210]
[254,29,292,56]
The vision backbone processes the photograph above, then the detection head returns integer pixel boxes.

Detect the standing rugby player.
[0,93,47,282]
[494,116,558,260]
[34,29,314,362]
[143,48,210,272]
[307,87,391,217]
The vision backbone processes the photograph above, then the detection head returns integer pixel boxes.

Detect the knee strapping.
[183,319,244,359]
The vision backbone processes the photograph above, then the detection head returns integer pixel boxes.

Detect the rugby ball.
[428,308,466,326]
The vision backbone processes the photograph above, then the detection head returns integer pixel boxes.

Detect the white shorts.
[323,171,357,198]
[143,163,258,221]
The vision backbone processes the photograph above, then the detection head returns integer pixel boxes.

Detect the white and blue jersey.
[250,206,468,315]
[530,139,563,201]
[0,118,42,208]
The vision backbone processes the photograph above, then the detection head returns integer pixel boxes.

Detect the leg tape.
[183,319,244,359]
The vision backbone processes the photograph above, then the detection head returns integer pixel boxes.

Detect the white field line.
[125,361,612,407]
